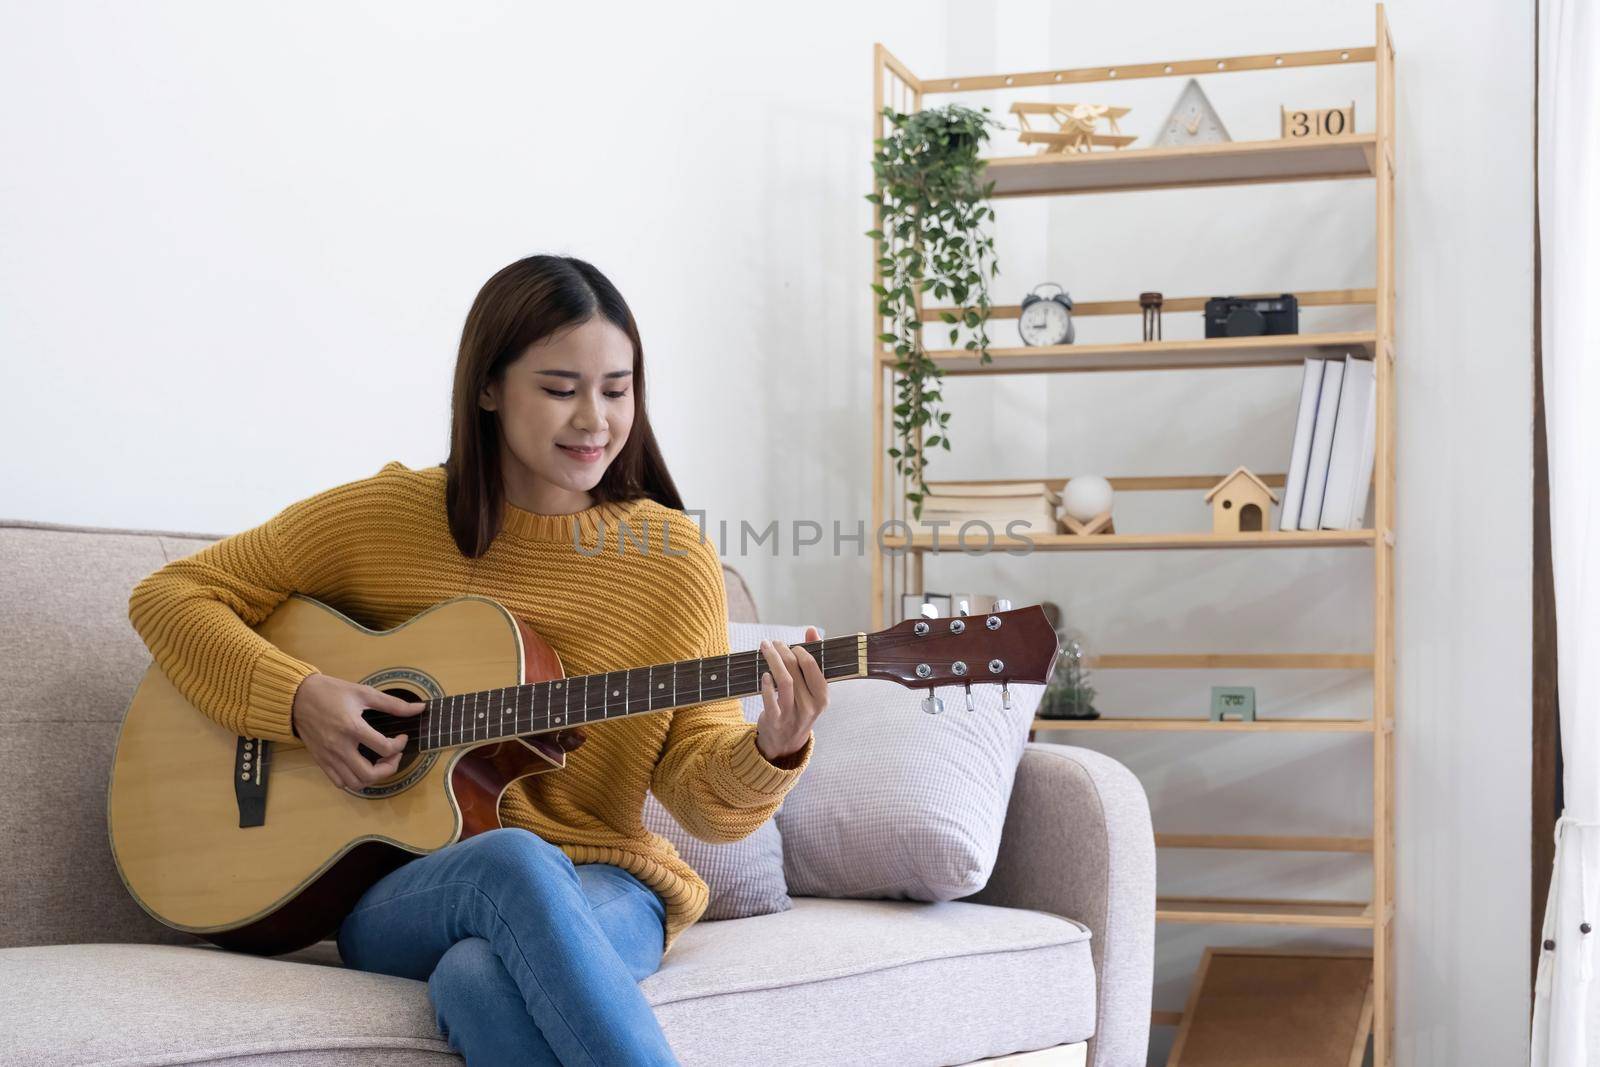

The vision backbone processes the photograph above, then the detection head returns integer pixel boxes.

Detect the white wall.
[0,0,947,633]
[1,2,1532,1064]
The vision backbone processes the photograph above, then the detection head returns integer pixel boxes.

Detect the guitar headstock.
[864,603,1060,689]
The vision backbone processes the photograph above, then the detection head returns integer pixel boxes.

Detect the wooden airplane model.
[1011,101,1136,154]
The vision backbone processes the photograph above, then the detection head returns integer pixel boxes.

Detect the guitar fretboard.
[417,635,863,751]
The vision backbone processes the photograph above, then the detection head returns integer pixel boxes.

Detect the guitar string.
[347,629,1015,747]
[363,632,1002,743]
[359,637,841,739]
[381,649,856,744]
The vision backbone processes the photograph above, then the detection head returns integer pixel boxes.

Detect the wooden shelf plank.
[884,529,1376,552]
[981,135,1377,198]
[1157,896,1374,928]
[919,46,1376,95]
[1156,834,1374,853]
[884,332,1376,375]
[1090,653,1373,670]
[1031,717,1373,733]
[922,473,1289,493]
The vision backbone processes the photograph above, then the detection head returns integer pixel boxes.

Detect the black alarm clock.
[1019,283,1075,347]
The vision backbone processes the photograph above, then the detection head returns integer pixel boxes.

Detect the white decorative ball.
[1062,475,1114,521]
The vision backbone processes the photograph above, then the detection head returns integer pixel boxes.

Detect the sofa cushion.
[641,621,817,921]
[0,522,208,949]
[644,897,1096,1066]
[778,675,1044,902]
[0,898,1093,1066]
[0,941,455,1066]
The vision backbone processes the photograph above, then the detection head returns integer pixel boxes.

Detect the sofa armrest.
[961,742,1155,1067]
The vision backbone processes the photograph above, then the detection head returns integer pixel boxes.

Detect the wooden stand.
[1059,511,1114,535]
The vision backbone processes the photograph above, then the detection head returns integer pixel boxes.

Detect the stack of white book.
[1280,354,1378,531]
[915,481,1061,537]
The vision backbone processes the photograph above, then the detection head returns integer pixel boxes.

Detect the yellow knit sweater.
[125,459,814,957]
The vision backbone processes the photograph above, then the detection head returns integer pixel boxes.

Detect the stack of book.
[914,480,1061,538]
[1280,354,1378,531]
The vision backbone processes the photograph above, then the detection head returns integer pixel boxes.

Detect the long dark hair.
[443,255,684,558]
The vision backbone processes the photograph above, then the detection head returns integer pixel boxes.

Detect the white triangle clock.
[1151,78,1232,147]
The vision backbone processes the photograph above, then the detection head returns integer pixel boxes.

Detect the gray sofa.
[0,517,1155,1067]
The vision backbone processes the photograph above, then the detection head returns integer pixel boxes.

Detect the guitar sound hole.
[354,688,426,780]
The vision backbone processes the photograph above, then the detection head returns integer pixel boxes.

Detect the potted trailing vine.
[866,102,1002,521]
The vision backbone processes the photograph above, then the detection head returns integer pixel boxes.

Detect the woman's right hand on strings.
[290,673,426,790]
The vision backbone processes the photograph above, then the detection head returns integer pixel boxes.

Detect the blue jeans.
[335,826,678,1066]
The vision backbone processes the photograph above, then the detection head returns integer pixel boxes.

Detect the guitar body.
[108,594,572,956]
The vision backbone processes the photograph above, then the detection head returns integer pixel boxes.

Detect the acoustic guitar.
[108,594,1059,956]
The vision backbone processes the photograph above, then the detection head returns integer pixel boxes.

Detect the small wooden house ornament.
[1204,467,1279,533]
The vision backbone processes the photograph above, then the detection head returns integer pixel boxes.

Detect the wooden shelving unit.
[870,7,1396,1063]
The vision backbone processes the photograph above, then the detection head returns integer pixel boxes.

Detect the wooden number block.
[1281,103,1356,139]
[1168,948,1373,1067]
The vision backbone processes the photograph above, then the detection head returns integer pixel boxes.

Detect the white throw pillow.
[776,675,1042,901]
[641,621,819,921]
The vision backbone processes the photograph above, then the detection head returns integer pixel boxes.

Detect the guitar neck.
[416,634,866,752]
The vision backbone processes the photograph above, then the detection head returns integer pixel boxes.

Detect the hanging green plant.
[866,102,1002,522]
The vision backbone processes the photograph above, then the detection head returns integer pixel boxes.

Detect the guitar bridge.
[234,736,270,828]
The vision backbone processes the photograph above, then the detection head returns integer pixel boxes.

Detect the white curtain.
[1532,0,1600,1064]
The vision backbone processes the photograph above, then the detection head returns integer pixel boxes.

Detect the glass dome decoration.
[1037,601,1099,720]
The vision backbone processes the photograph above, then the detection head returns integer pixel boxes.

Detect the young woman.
[126,254,829,1066]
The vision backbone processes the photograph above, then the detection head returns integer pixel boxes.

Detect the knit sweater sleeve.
[649,530,815,845]
[126,465,386,743]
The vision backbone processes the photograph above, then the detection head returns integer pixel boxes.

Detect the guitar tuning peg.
[956,599,970,616]
[995,598,1013,612]
[920,602,940,619]
[1001,684,1012,710]
[964,682,975,713]
[921,689,945,715]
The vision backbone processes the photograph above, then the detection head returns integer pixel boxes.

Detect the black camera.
[1204,294,1299,338]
